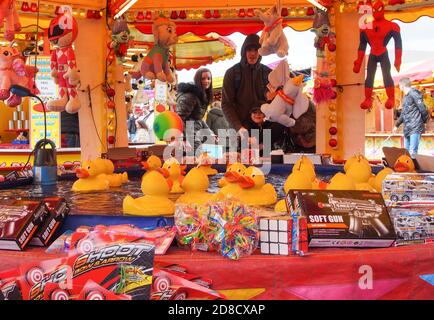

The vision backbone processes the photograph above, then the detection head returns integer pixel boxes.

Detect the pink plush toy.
[47,10,81,114]
[0,46,38,107]
[137,15,178,83]
[0,0,21,41]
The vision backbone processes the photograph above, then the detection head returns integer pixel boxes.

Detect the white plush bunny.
[261,60,309,127]
[255,0,289,58]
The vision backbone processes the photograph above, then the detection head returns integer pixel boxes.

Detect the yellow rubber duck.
[275,170,312,212]
[236,166,277,206]
[142,155,162,172]
[292,156,317,188]
[373,167,394,192]
[72,160,110,192]
[176,167,214,205]
[394,155,416,173]
[344,154,369,173]
[214,163,246,198]
[346,159,372,183]
[218,162,246,188]
[162,157,186,194]
[327,172,356,190]
[196,152,218,176]
[94,158,128,187]
[123,170,175,216]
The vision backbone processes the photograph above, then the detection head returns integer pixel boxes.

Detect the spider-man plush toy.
[353,0,402,110]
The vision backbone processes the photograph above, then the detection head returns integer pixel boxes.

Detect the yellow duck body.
[94,158,128,187]
[123,170,175,216]
[72,160,110,192]
[275,170,312,212]
[236,167,277,206]
[162,158,185,194]
[176,168,214,205]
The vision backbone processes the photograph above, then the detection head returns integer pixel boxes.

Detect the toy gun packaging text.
[286,190,396,248]
[0,199,48,250]
[30,197,69,247]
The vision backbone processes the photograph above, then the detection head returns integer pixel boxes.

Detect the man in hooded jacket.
[222,34,272,138]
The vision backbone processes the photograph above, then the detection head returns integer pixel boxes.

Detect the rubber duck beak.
[76,168,90,178]
[166,179,173,190]
[318,180,328,190]
[394,161,410,172]
[224,171,241,183]
[180,165,187,175]
[159,168,170,178]
[141,161,150,170]
[238,176,255,189]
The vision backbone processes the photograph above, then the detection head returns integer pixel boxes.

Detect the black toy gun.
[323,194,390,238]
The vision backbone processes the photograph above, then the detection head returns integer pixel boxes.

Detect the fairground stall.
[0,0,433,301]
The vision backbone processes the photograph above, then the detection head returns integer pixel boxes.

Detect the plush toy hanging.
[109,17,133,64]
[0,0,21,41]
[261,60,309,127]
[311,9,336,58]
[353,0,402,110]
[255,0,289,57]
[47,9,81,114]
[0,46,38,107]
[135,15,178,83]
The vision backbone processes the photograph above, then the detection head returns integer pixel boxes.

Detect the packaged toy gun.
[323,193,390,237]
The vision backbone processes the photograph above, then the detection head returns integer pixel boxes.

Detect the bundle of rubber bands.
[175,199,259,260]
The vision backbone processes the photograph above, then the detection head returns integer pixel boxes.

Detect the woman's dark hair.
[194,68,213,106]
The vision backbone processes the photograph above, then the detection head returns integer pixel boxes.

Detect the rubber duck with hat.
[47,7,81,114]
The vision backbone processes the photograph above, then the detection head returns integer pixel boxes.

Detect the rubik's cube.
[259,216,308,255]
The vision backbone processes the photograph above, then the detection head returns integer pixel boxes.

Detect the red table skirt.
[1,244,433,300]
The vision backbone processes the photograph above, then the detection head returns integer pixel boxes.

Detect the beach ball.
[153,111,184,140]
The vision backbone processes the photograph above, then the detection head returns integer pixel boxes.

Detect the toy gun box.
[382,173,434,203]
[0,198,48,251]
[388,201,434,246]
[286,190,396,248]
[29,197,69,247]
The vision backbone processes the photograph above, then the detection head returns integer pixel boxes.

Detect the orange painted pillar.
[335,9,366,160]
[74,18,107,161]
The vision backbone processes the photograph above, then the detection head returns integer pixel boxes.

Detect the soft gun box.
[382,173,434,203]
[0,198,48,250]
[388,201,434,245]
[286,190,396,248]
[30,197,69,247]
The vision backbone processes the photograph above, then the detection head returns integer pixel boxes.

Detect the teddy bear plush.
[138,15,178,83]
[0,0,21,41]
[261,60,309,127]
[0,46,38,107]
[254,0,288,58]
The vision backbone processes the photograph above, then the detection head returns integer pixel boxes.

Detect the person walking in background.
[206,100,229,135]
[176,68,215,152]
[127,111,137,142]
[393,77,429,158]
